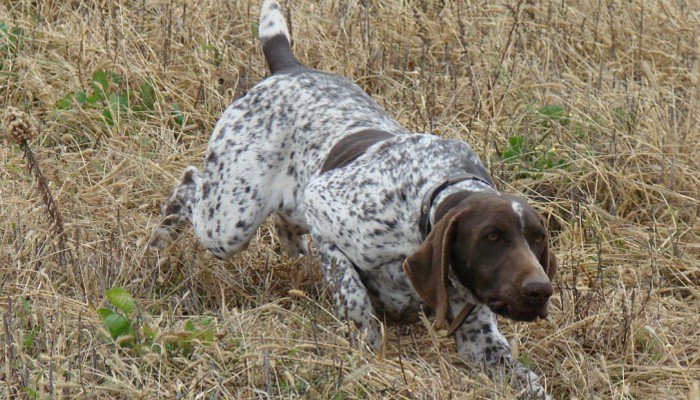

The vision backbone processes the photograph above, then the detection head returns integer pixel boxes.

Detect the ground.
[0,0,698,399]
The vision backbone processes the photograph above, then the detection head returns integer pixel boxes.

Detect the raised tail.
[259,0,304,74]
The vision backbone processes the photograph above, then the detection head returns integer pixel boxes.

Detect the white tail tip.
[259,0,290,43]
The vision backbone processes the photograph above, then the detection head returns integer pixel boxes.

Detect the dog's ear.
[540,245,558,282]
[403,207,465,327]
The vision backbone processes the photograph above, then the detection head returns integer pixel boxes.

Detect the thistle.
[3,107,68,262]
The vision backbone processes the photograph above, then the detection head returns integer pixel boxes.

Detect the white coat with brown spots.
[150,1,555,398]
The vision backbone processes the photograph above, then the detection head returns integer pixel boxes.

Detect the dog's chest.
[359,262,423,317]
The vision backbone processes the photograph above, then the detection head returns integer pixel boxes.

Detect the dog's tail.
[259,0,303,74]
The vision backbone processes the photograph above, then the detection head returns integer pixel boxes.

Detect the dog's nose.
[521,280,553,304]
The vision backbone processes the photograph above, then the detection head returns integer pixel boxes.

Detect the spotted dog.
[150,1,557,398]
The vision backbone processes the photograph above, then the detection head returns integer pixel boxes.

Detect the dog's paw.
[514,366,551,400]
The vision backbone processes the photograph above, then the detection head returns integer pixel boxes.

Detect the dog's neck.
[434,191,473,223]
[431,182,497,227]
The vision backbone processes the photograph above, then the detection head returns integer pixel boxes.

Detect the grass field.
[1,0,698,398]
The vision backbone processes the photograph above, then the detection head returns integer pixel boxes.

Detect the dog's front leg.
[315,240,382,351]
[453,305,550,399]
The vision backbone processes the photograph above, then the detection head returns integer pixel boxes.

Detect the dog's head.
[403,192,557,326]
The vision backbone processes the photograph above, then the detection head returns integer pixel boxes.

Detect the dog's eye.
[487,233,499,241]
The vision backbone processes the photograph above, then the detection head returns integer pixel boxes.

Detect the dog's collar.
[418,172,492,238]
[446,302,477,336]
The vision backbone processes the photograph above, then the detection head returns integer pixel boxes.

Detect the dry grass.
[1,0,698,398]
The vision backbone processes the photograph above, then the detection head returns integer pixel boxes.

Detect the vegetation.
[1,1,697,398]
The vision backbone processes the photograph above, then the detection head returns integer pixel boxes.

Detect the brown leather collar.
[418,173,492,238]
[446,302,477,336]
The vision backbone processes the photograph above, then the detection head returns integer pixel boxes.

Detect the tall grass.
[0,1,697,398]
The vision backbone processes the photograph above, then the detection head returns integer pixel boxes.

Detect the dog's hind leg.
[149,166,202,250]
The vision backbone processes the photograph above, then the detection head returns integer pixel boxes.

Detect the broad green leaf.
[108,70,122,86]
[56,94,73,110]
[105,287,136,313]
[102,108,113,125]
[90,81,107,101]
[537,104,564,117]
[107,92,127,121]
[115,93,128,108]
[97,308,132,338]
[91,69,109,92]
[74,90,88,105]
[502,149,518,162]
[537,104,570,125]
[508,135,524,149]
[519,352,536,370]
[172,102,184,125]
[139,81,156,110]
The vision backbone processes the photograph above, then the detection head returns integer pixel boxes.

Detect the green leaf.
[143,324,157,342]
[116,93,128,108]
[251,21,259,37]
[107,70,122,86]
[91,69,109,92]
[102,108,113,125]
[508,135,524,149]
[537,104,564,117]
[172,102,184,125]
[107,92,128,123]
[97,308,132,338]
[56,94,74,110]
[90,82,107,101]
[23,326,39,350]
[537,104,570,125]
[23,386,38,400]
[184,320,196,332]
[5,27,24,53]
[105,287,136,313]
[74,90,88,105]
[502,149,518,162]
[612,107,637,126]
[0,22,8,35]
[10,27,24,38]
[139,81,156,110]
[518,352,536,370]
[17,296,31,318]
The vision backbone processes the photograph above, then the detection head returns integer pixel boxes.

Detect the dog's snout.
[521,279,553,303]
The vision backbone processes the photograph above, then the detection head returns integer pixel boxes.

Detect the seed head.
[3,106,38,144]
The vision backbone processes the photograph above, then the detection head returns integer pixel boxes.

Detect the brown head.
[403,192,557,326]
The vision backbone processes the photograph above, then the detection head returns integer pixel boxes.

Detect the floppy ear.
[403,208,463,327]
[539,246,558,282]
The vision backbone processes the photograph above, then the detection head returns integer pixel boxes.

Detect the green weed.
[98,286,217,357]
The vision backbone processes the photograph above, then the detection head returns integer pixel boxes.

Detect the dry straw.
[0,0,698,399]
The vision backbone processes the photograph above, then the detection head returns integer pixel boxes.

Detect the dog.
[150,1,557,397]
